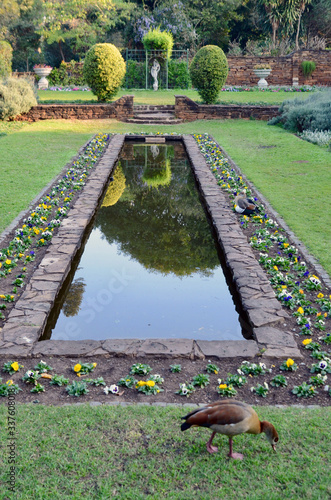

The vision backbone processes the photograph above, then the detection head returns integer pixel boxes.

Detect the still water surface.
[47,141,243,341]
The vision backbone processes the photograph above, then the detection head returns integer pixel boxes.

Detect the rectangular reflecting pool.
[43,140,246,341]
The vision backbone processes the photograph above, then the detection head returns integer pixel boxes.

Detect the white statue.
[151,59,160,91]
[150,145,159,158]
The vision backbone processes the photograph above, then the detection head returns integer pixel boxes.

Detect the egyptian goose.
[234,191,258,216]
[181,400,278,460]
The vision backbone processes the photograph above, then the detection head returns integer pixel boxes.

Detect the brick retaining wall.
[227,49,331,87]
[175,96,279,122]
[15,95,134,122]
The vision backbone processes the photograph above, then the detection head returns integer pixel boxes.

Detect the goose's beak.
[272,444,277,452]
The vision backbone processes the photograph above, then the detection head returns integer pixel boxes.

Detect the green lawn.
[37,88,314,106]
[0,404,330,499]
[1,118,330,277]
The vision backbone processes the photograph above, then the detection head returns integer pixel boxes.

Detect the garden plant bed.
[0,133,330,407]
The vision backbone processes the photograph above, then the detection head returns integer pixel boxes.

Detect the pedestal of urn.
[34,67,52,89]
[253,69,271,88]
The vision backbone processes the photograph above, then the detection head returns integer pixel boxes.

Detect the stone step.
[133,112,176,119]
[134,105,175,111]
[126,118,182,124]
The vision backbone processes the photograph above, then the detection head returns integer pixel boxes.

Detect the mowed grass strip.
[1,117,330,277]
[0,404,330,499]
[37,88,313,106]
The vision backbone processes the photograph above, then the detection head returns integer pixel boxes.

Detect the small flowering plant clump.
[292,382,318,398]
[50,374,69,386]
[73,362,97,376]
[280,358,298,372]
[225,373,247,387]
[22,370,41,385]
[170,364,182,373]
[320,333,331,344]
[191,373,210,388]
[30,383,45,393]
[270,374,288,387]
[176,382,195,397]
[34,360,53,373]
[118,375,137,388]
[238,361,269,376]
[86,377,106,386]
[130,363,152,376]
[0,379,21,397]
[66,381,89,397]
[309,374,327,386]
[217,383,237,397]
[3,361,24,374]
[104,384,120,395]
[206,363,219,374]
[135,380,163,395]
[251,382,269,397]
[149,374,164,384]
[310,360,331,375]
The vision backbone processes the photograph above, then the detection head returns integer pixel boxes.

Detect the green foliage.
[301,60,316,77]
[48,61,86,87]
[268,90,331,133]
[142,28,174,59]
[168,59,190,88]
[0,41,13,78]
[83,43,126,102]
[0,77,37,121]
[189,45,228,104]
[125,60,145,88]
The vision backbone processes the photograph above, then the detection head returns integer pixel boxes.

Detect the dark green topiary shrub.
[0,77,37,120]
[189,45,228,104]
[301,60,316,77]
[142,28,174,59]
[83,44,126,102]
[125,60,146,88]
[268,90,331,133]
[0,41,13,78]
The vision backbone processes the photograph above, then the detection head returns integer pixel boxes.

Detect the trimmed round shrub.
[0,41,13,78]
[190,45,228,104]
[83,44,126,102]
[142,28,174,59]
[0,77,37,121]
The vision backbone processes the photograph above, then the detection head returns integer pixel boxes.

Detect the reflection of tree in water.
[96,143,219,277]
[62,277,86,317]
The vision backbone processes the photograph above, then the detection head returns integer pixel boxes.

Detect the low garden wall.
[175,96,279,122]
[14,95,134,122]
[227,50,331,87]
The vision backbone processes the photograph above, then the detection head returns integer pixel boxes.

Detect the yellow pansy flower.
[219,384,227,389]
[286,358,294,368]
[11,362,19,371]
[297,307,304,315]
[302,339,312,345]
[74,363,82,373]
[146,380,155,387]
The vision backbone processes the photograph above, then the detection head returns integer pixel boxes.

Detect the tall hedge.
[142,28,174,59]
[0,77,37,121]
[83,44,126,102]
[190,45,228,104]
[0,41,13,78]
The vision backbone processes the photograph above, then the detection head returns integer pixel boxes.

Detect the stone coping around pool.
[0,134,303,360]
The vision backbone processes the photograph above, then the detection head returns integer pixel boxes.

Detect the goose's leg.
[206,432,218,453]
[228,437,244,460]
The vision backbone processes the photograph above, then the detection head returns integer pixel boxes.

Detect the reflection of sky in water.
[50,143,243,342]
[52,228,242,341]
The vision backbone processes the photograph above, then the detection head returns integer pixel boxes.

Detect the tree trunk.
[295,11,302,50]
[59,40,65,62]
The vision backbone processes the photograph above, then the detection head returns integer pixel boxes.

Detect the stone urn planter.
[253,67,272,88]
[34,66,52,89]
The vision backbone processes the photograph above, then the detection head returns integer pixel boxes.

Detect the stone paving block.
[102,339,143,356]
[137,339,194,358]
[262,346,303,359]
[0,345,33,357]
[253,326,298,347]
[32,340,102,356]
[248,309,285,328]
[3,324,40,344]
[196,340,259,358]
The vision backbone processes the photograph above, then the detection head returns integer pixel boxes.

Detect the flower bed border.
[0,134,305,360]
